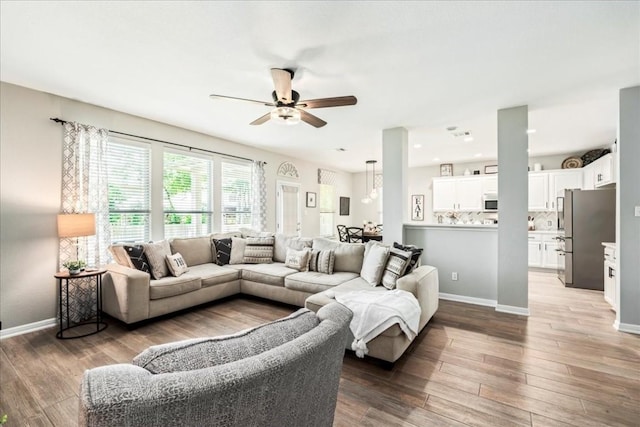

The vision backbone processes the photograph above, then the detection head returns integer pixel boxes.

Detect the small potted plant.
[63,260,86,275]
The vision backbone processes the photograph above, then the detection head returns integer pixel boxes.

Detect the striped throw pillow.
[309,249,335,274]
[243,237,275,264]
[381,247,412,290]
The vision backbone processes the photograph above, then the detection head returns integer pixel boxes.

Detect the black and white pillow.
[166,252,189,277]
[124,245,151,274]
[381,247,413,290]
[213,238,232,266]
[284,248,311,272]
[393,242,423,275]
[309,249,335,274]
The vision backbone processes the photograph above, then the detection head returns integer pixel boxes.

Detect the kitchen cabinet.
[432,177,482,212]
[528,232,560,269]
[529,169,582,212]
[603,243,616,311]
[583,153,616,189]
[482,176,498,194]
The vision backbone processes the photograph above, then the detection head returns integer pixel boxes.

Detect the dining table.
[362,232,383,242]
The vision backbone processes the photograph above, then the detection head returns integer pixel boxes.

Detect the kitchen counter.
[408,223,497,231]
[602,242,616,250]
[528,230,559,234]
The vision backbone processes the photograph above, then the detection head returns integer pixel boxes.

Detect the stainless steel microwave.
[483,193,498,211]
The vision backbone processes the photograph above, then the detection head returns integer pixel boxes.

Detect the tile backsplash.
[432,210,557,230]
[528,211,557,231]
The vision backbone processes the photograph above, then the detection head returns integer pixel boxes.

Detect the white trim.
[615,320,640,335]
[496,304,530,317]
[439,293,496,308]
[0,318,57,340]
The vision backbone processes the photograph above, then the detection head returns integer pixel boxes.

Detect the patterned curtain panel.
[251,160,267,231]
[59,122,111,267]
[318,168,337,185]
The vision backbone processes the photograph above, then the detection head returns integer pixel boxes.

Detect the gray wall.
[497,105,529,313]
[0,82,354,331]
[382,128,408,245]
[617,86,640,330]
[404,226,498,301]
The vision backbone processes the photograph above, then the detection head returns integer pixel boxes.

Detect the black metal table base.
[55,269,107,339]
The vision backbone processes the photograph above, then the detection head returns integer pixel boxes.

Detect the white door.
[276,181,301,236]
[528,173,549,211]
[549,170,582,211]
[542,239,560,268]
[528,240,542,267]
[432,178,457,212]
[456,178,483,211]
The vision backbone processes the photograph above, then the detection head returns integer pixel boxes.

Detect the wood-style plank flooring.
[1,271,639,426]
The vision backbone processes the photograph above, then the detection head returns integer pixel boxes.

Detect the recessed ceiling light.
[526,129,536,134]
[474,153,483,157]
[433,157,440,162]
[413,144,422,148]
[464,136,474,142]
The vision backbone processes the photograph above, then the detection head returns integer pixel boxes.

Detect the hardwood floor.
[1,271,638,426]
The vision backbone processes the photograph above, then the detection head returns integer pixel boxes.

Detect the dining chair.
[336,225,349,242]
[346,227,364,243]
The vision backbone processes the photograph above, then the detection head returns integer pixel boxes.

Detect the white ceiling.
[1,2,638,173]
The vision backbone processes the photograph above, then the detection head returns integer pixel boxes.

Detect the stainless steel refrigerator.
[557,188,615,290]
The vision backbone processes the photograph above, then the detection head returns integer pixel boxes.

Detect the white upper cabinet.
[482,176,498,194]
[528,173,549,211]
[432,176,482,212]
[549,170,583,210]
[582,153,616,189]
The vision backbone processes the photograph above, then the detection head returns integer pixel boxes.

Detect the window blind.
[163,151,213,238]
[106,140,151,242]
[221,160,252,232]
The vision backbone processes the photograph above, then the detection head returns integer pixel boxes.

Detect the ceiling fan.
[209,68,357,128]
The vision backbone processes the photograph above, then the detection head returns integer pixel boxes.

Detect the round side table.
[54,269,108,339]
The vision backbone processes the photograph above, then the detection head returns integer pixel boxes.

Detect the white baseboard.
[614,320,640,335]
[0,318,57,340]
[439,293,497,308]
[495,304,530,317]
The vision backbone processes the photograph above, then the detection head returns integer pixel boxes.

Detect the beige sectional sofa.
[103,233,439,363]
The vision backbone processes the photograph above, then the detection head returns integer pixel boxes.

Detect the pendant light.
[361,161,372,204]
[369,160,378,200]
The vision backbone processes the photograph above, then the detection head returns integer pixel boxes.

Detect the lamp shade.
[57,213,96,238]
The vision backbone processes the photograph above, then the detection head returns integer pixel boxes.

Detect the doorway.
[276,181,301,236]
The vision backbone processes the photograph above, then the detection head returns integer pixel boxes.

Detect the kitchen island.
[404,224,498,306]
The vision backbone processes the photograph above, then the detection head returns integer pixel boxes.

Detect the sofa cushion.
[274,234,313,262]
[123,244,151,274]
[285,271,358,294]
[142,240,171,279]
[230,237,247,264]
[166,253,189,277]
[243,236,275,263]
[284,248,311,272]
[213,238,232,265]
[187,263,240,287]
[360,244,390,286]
[381,247,412,290]
[169,235,213,266]
[309,249,335,274]
[132,308,320,374]
[149,274,201,300]
[108,244,134,268]
[312,238,365,273]
[239,262,299,287]
[393,242,423,274]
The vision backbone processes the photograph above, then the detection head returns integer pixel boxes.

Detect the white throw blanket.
[334,290,421,358]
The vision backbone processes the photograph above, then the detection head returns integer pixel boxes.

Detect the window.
[221,160,252,232]
[163,151,213,238]
[319,184,335,237]
[106,140,151,242]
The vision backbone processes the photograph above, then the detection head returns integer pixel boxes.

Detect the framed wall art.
[411,194,424,221]
[439,163,453,176]
[306,192,317,208]
[339,197,350,216]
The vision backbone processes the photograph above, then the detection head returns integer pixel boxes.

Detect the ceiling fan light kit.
[210,68,357,128]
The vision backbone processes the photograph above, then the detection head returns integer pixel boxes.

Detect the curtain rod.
[49,117,263,164]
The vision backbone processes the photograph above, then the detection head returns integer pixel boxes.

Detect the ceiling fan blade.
[271,68,293,103]
[209,94,275,107]
[250,112,271,126]
[297,96,357,109]
[299,110,327,128]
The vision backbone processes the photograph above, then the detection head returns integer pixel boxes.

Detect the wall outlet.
[547,220,553,226]
[451,272,458,281]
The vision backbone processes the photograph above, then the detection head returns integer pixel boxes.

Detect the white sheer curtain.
[59,122,111,268]
[251,160,267,231]
[281,185,300,236]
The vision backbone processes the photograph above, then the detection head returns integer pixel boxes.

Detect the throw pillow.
[381,248,413,290]
[393,242,423,274]
[284,248,311,271]
[309,249,335,274]
[213,238,232,266]
[108,244,134,268]
[243,236,275,264]
[274,234,313,262]
[142,240,171,280]
[123,244,151,274]
[360,244,390,286]
[166,252,189,277]
[229,237,247,264]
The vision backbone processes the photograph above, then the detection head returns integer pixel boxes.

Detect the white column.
[382,127,408,244]
[497,105,529,315]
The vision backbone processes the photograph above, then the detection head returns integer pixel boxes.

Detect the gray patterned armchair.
[79,303,352,427]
